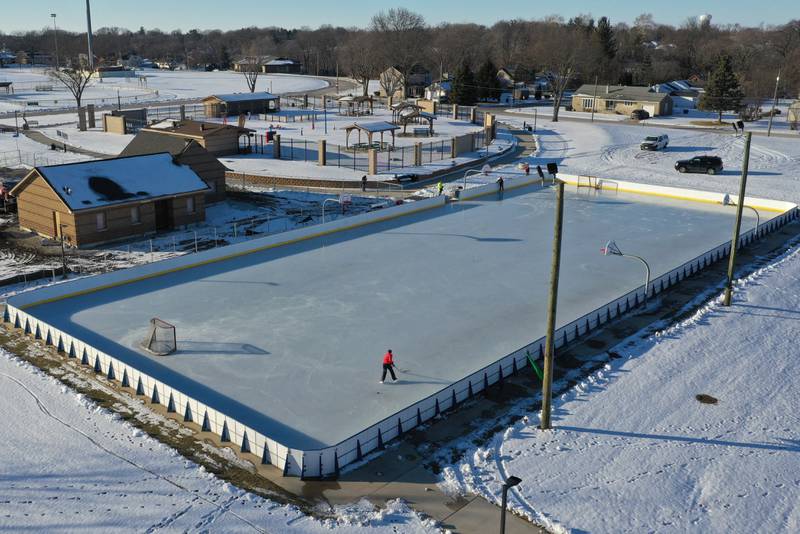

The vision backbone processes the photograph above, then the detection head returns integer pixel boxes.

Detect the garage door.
[643,104,657,116]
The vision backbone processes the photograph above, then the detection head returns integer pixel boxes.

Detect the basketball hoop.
[602,240,622,256]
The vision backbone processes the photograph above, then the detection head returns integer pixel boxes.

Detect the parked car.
[675,156,724,175]
[631,109,650,120]
[640,134,669,151]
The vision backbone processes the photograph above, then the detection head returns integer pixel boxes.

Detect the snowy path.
[440,240,800,533]
[0,350,439,533]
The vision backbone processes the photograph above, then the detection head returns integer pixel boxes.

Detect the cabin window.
[582,98,593,109]
[96,211,107,231]
[130,205,140,224]
[187,196,196,214]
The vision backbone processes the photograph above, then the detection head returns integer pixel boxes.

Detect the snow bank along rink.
[0,349,439,533]
[503,113,800,203]
[440,239,800,533]
[5,173,795,477]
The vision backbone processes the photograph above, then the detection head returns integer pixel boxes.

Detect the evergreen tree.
[476,59,501,101]
[450,60,477,105]
[699,55,744,122]
[596,17,617,60]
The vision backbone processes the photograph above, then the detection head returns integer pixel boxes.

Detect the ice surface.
[22,184,762,449]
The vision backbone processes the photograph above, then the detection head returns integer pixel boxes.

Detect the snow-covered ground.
[498,117,800,204]
[0,129,90,168]
[223,130,514,182]
[0,68,329,113]
[440,239,800,533]
[0,349,439,533]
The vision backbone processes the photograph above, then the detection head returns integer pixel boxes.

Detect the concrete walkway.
[22,129,108,158]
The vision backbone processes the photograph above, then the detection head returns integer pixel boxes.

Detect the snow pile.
[441,243,800,533]
[0,349,440,533]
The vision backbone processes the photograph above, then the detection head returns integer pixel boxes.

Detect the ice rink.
[20,183,764,450]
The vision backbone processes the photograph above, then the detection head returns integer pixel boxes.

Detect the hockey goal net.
[142,318,177,355]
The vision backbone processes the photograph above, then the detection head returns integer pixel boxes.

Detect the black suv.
[631,109,650,120]
[675,156,723,175]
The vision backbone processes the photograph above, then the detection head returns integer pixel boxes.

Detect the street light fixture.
[500,475,522,534]
[50,13,59,69]
[721,194,760,236]
[767,70,781,138]
[602,240,651,303]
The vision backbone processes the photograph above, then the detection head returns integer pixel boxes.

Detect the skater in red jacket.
[380,349,397,383]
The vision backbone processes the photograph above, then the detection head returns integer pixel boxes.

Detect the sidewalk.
[22,129,107,158]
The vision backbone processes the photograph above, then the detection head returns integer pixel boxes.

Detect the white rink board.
[7,182,796,477]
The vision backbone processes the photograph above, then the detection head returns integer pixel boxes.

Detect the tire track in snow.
[0,372,267,534]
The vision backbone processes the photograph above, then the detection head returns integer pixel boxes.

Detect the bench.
[412,127,429,136]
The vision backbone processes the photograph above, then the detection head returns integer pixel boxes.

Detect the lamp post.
[721,193,759,236]
[322,197,344,224]
[724,132,752,306]
[50,14,59,69]
[602,241,651,303]
[500,476,522,534]
[767,69,780,137]
[590,75,598,123]
[59,223,69,279]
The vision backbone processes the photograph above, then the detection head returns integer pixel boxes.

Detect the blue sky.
[1,0,793,33]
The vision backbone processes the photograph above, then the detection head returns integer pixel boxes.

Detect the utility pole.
[590,75,598,123]
[50,14,59,68]
[767,69,780,137]
[85,0,95,71]
[723,132,752,306]
[540,180,565,430]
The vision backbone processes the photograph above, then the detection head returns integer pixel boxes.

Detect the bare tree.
[239,54,262,92]
[533,25,582,122]
[378,67,404,99]
[49,65,94,124]
[338,32,381,96]
[370,8,427,98]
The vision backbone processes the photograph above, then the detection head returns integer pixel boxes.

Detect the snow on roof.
[207,92,278,102]
[34,153,208,212]
[266,59,296,66]
[347,121,399,133]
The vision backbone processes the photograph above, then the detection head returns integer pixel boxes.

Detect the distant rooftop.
[204,92,278,103]
[142,119,252,137]
[574,84,671,103]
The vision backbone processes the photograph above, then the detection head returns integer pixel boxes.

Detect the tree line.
[3,9,798,108]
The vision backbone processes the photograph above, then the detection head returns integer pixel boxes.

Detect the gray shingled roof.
[574,84,670,103]
[120,131,192,157]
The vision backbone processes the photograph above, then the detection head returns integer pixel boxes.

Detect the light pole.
[540,179,564,431]
[724,132,752,306]
[602,241,651,303]
[322,197,344,224]
[533,107,538,132]
[721,193,759,236]
[500,476,522,534]
[59,223,69,278]
[50,14,59,69]
[590,75,598,123]
[767,69,781,137]
[85,0,95,71]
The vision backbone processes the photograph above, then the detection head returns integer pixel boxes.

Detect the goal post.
[142,317,177,356]
[576,175,599,189]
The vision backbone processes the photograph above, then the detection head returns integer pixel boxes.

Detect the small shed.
[202,92,280,118]
[344,121,399,150]
[140,120,254,156]
[10,153,209,247]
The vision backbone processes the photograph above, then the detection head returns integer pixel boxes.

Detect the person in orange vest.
[380,349,398,383]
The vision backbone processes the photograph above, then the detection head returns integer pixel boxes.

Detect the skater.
[496,176,504,192]
[380,349,397,383]
[536,165,544,179]
[361,175,367,192]
[437,181,444,196]
[524,162,530,176]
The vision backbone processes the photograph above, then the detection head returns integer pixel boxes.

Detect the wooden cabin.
[10,153,209,248]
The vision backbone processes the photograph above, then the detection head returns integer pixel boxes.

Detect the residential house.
[424,79,451,103]
[651,79,704,109]
[379,65,431,99]
[571,84,674,116]
[10,153,208,247]
[120,131,228,203]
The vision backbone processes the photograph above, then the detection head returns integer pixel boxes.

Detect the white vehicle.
[640,134,669,151]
